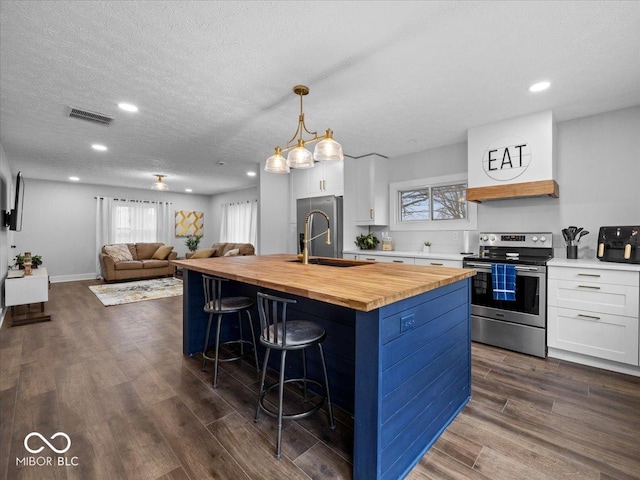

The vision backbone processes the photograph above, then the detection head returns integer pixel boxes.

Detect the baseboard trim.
[548,347,640,377]
[50,273,99,283]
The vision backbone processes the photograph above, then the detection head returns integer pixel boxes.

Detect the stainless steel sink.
[288,257,371,267]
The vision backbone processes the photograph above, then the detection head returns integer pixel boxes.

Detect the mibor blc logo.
[16,431,78,467]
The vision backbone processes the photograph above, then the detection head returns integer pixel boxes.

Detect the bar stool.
[254,292,335,458]
[201,275,259,388]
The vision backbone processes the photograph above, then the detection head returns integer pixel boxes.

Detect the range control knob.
[481,235,488,242]
[540,235,547,243]
[532,236,539,242]
[489,235,496,242]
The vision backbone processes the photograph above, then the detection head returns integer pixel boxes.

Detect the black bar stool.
[201,275,259,388]
[254,291,335,458]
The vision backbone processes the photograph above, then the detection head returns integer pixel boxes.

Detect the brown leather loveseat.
[99,242,177,282]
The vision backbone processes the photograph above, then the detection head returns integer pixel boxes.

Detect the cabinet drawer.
[358,254,415,265]
[548,305,639,365]
[548,266,639,287]
[414,258,463,268]
[548,279,639,317]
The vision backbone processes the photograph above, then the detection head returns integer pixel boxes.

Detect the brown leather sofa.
[99,242,177,283]
[185,242,255,259]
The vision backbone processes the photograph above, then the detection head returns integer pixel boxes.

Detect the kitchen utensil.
[576,230,589,243]
[562,229,570,244]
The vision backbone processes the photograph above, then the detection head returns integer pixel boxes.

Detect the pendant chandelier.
[264,85,344,174]
[151,174,169,191]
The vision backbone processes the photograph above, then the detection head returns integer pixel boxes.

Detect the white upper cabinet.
[352,154,388,226]
[291,161,344,200]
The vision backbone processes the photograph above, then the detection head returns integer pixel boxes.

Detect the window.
[390,174,477,231]
[113,202,158,243]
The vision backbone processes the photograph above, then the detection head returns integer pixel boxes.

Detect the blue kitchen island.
[173,254,475,480]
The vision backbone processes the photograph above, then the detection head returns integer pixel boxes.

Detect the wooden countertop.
[172,254,475,312]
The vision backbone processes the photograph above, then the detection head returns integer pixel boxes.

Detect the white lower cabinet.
[547,265,640,366]
[414,258,463,268]
[357,254,415,265]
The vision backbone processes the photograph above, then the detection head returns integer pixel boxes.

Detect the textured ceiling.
[1,1,639,195]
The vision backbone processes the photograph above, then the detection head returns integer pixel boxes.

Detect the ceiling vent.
[65,106,114,126]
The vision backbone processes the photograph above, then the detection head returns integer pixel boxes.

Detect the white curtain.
[220,199,258,246]
[95,197,173,278]
[95,196,114,277]
[156,201,173,245]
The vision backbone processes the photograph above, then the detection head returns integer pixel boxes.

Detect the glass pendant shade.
[286,140,314,169]
[264,147,290,173]
[151,175,169,190]
[313,129,344,162]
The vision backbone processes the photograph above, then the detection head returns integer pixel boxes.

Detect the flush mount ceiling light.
[118,102,138,112]
[528,81,551,93]
[264,85,344,174]
[151,174,169,191]
[69,176,79,182]
[92,144,107,151]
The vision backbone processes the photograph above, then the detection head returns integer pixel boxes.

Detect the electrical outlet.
[452,231,459,241]
[400,314,415,333]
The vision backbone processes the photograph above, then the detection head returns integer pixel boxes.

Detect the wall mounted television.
[3,171,25,231]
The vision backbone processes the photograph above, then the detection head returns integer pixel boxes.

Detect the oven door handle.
[464,262,541,272]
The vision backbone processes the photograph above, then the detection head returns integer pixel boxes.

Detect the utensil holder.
[566,245,578,259]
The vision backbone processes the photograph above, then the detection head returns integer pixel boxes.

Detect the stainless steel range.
[463,232,553,358]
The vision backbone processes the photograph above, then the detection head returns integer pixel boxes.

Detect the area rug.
[89,277,183,306]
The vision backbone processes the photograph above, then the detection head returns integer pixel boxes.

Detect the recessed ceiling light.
[118,102,138,112]
[528,81,551,93]
[92,144,107,151]
[69,176,80,181]
[185,188,193,193]
[247,171,256,177]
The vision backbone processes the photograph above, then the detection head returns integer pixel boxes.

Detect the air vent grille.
[66,106,114,126]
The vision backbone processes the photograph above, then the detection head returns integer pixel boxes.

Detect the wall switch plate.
[452,231,459,241]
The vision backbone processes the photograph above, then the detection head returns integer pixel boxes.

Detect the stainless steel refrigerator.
[296,195,343,258]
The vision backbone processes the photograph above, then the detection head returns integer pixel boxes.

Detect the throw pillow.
[223,248,240,257]
[104,244,134,262]
[152,245,174,260]
[191,248,216,259]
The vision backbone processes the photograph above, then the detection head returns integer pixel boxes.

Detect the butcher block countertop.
[172,254,475,312]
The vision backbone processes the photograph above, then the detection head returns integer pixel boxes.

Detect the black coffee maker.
[597,226,640,264]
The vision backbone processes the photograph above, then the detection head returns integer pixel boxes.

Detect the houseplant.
[355,233,379,250]
[14,253,43,269]
[185,235,203,252]
[422,241,431,253]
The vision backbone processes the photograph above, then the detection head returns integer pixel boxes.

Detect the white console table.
[5,267,51,326]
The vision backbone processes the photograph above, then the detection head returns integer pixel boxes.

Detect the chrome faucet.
[302,210,331,265]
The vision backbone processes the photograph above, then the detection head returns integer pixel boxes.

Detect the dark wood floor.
[1,279,639,480]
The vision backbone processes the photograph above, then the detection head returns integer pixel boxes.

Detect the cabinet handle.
[319,180,323,191]
[322,180,326,190]
[578,285,601,290]
[577,313,601,321]
[369,208,373,220]
[430,262,444,266]
[578,273,600,277]
[392,260,404,263]
[365,258,376,261]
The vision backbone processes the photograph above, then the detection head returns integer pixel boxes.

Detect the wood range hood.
[467,179,559,203]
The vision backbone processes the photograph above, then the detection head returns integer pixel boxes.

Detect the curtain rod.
[94,196,173,204]
[224,199,258,206]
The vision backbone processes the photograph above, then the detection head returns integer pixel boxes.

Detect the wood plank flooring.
[1,279,639,480]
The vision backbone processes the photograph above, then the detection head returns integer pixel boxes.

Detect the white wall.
[258,162,290,255]
[12,179,212,282]
[209,186,258,244]
[0,143,13,312]
[369,105,640,258]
